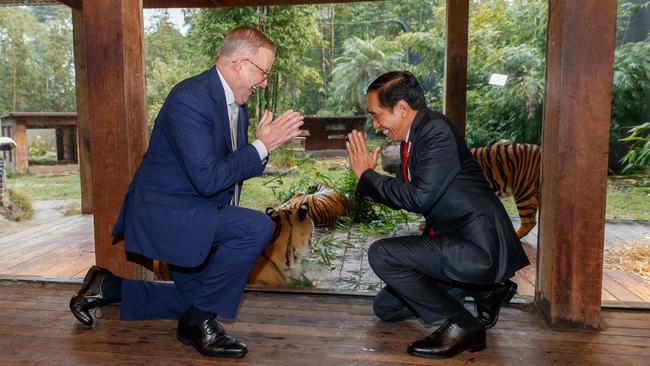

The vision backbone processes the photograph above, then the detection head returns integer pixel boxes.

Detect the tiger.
[469,140,541,239]
[248,203,315,287]
[153,204,315,284]
[280,185,348,226]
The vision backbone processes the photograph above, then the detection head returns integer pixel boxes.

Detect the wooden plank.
[1,282,650,366]
[443,0,469,137]
[82,0,150,279]
[605,270,650,302]
[536,0,618,328]
[72,7,93,214]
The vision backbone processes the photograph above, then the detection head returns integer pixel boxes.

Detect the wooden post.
[13,122,28,174]
[55,127,65,162]
[82,0,150,279]
[72,7,93,214]
[536,0,617,328]
[443,0,469,137]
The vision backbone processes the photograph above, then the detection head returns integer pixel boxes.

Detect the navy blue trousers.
[119,206,272,320]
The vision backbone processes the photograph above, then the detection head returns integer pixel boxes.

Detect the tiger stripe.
[280,185,348,226]
[470,141,541,238]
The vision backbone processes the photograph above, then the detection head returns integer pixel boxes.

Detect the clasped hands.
[346,129,380,178]
[256,109,304,152]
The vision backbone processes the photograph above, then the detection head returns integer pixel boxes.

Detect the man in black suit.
[346,71,529,359]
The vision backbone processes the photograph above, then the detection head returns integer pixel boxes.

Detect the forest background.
[0,0,648,174]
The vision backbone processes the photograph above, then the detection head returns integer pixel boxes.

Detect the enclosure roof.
[0,0,58,5]
[0,112,76,119]
[1,0,370,8]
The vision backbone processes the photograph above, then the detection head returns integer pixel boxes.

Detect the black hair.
[366,71,427,110]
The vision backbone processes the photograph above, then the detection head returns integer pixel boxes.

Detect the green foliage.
[620,121,650,175]
[187,5,324,125]
[310,234,343,269]
[606,180,650,221]
[7,188,33,221]
[145,10,206,130]
[0,6,75,115]
[6,173,80,200]
[611,39,650,172]
[323,36,405,116]
[288,273,315,288]
[268,147,297,169]
[465,0,547,147]
[28,136,50,158]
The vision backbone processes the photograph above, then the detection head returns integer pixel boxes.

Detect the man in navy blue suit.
[70,27,304,358]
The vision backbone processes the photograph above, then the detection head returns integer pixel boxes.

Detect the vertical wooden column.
[72,7,93,214]
[443,0,469,137]
[56,127,65,161]
[82,0,149,279]
[536,0,617,328]
[62,126,77,163]
[13,122,28,174]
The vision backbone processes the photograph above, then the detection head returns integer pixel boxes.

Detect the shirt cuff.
[251,139,268,161]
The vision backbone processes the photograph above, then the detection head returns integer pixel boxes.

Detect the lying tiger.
[280,185,348,226]
[469,140,541,238]
[247,203,314,286]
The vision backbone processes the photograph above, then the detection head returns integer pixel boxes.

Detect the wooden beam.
[536,0,617,328]
[443,0,468,137]
[82,0,150,279]
[57,0,81,9]
[71,8,92,214]
[142,0,374,8]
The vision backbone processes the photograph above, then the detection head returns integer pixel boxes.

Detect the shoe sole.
[177,334,248,358]
[481,282,518,329]
[69,267,99,327]
[407,342,486,359]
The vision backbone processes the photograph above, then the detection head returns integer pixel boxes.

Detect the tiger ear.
[266,207,276,216]
[298,203,309,221]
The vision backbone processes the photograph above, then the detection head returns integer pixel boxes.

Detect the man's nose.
[259,78,269,88]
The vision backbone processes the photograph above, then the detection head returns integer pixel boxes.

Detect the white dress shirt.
[216,67,268,161]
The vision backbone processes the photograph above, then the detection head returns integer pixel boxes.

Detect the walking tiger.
[469,140,541,238]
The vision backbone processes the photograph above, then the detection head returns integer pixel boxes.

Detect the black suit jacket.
[358,108,529,284]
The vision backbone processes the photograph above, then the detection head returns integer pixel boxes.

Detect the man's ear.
[398,100,409,117]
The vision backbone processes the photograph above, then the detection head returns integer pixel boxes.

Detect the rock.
[381,141,401,173]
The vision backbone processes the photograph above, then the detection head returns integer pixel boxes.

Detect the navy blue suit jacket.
[112,67,266,268]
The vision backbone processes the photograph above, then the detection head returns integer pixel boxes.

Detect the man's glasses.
[243,57,270,79]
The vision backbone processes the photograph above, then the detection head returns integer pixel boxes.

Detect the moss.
[7,188,33,221]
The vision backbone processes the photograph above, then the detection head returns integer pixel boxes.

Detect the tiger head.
[248,203,315,287]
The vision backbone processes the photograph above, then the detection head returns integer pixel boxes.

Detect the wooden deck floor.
[0,280,648,366]
[0,214,649,307]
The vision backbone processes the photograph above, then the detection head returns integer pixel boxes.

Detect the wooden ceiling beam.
[142,0,374,8]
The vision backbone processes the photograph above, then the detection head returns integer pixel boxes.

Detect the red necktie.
[402,141,435,237]
[401,141,411,183]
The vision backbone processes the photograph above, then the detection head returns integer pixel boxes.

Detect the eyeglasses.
[243,57,270,79]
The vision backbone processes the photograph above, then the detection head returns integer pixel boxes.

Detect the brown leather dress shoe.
[407,318,486,359]
[475,279,517,329]
[177,315,248,358]
[69,266,115,326]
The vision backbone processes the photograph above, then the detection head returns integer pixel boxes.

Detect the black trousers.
[368,234,488,325]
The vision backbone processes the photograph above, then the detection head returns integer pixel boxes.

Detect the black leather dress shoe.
[474,279,517,329]
[177,315,248,358]
[69,266,116,326]
[407,319,486,359]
